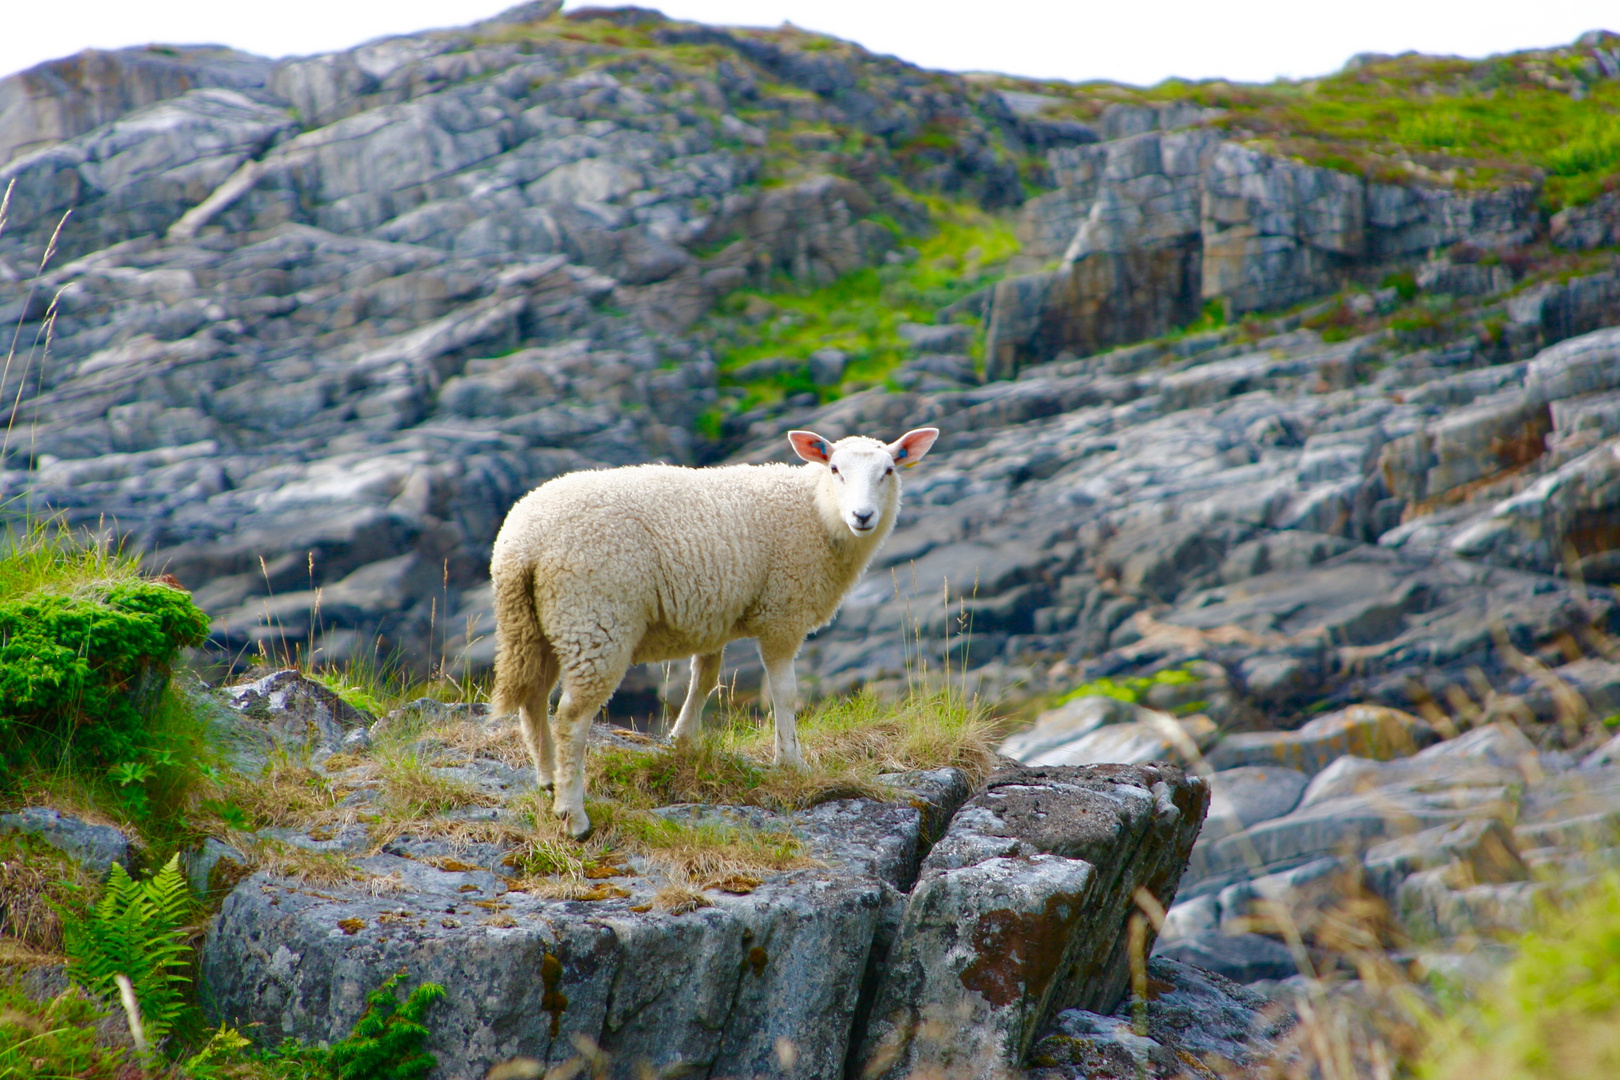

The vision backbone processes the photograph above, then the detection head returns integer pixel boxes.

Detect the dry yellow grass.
[374,754,500,818]
[0,834,98,953]
[220,759,345,832]
[423,717,530,769]
[245,840,372,890]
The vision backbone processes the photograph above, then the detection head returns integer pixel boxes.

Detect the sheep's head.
[789,427,939,537]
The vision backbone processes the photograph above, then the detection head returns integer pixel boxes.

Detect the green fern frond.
[62,852,194,1047]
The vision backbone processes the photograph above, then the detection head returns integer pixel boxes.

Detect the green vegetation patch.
[593,686,1004,813]
[702,194,1018,420]
[1057,667,1201,707]
[0,978,131,1080]
[1421,871,1620,1079]
[179,971,444,1080]
[984,42,1620,211]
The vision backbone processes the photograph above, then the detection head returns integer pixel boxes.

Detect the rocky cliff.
[2,5,1619,747]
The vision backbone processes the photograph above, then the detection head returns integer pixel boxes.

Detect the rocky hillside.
[2,3,1619,746]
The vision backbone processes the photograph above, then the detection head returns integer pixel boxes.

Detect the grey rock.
[1203,765,1309,841]
[1027,956,1291,1075]
[1583,729,1620,767]
[1448,436,1620,577]
[1362,817,1527,904]
[1551,189,1620,250]
[1214,855,1358,941]
[1206,704,1439,775]
[182,837,251,897]
[897,322,972,354]
[0,45,274,167]
[807,346,848,386]
[1151,931,1300,984]
[204,863,888,1079]
[999,695,1147,761]
[222,668,374,764]
[0,806,132,876]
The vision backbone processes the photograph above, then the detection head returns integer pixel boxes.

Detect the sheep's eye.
[829,465,839,476]
[885,466,894,476]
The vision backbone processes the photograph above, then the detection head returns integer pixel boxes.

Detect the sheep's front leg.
[670,650,724,742]
[759,646,806,770]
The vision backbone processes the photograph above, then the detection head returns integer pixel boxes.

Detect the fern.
[62,852,193,1047]
[326,970,446,1080]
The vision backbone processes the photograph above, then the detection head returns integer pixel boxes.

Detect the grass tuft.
[590,686,1003,816]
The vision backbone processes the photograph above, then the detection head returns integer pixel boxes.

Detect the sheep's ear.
[888,427,939,468]
[788,430,833,464]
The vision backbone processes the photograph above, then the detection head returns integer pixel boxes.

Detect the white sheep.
[489,426,940,838]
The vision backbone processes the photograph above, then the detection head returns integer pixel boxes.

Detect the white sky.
[3,1,1617,88]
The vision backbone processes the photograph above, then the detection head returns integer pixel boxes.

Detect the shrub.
[180,972,445,1080]
[0,579,209,801]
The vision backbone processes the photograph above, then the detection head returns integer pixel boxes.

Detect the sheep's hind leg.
[758,644,806,770]
[670,650,724,743]
[517,651,560,796]
[551,642,632,841]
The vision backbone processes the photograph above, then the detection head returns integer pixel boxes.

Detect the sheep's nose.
[853,509,874,527]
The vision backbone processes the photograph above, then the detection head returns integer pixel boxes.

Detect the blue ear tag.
[817,441,827,455]
[897,448,907,458]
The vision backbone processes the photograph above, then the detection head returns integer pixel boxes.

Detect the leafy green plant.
[324,971,445,1080]
[179,973,444,1080]
[62,853,193,1047]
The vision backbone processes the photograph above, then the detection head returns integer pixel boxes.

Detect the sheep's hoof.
[564,810,593,842]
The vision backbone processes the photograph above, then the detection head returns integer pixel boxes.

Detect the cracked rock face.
[854,763,1209,1080]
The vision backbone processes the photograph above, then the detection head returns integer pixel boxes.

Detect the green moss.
[1382,271,1419,301]
[0,526,212,824]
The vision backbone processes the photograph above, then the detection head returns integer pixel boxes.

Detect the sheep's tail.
[491,559,547,719]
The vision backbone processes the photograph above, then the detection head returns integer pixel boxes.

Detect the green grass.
[593,686,1004,813]
[0,978,131,1080]
[1420,872,1620,1079]
[702,194,1018,418]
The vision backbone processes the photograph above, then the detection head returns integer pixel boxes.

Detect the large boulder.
[854,762,1209,1080]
